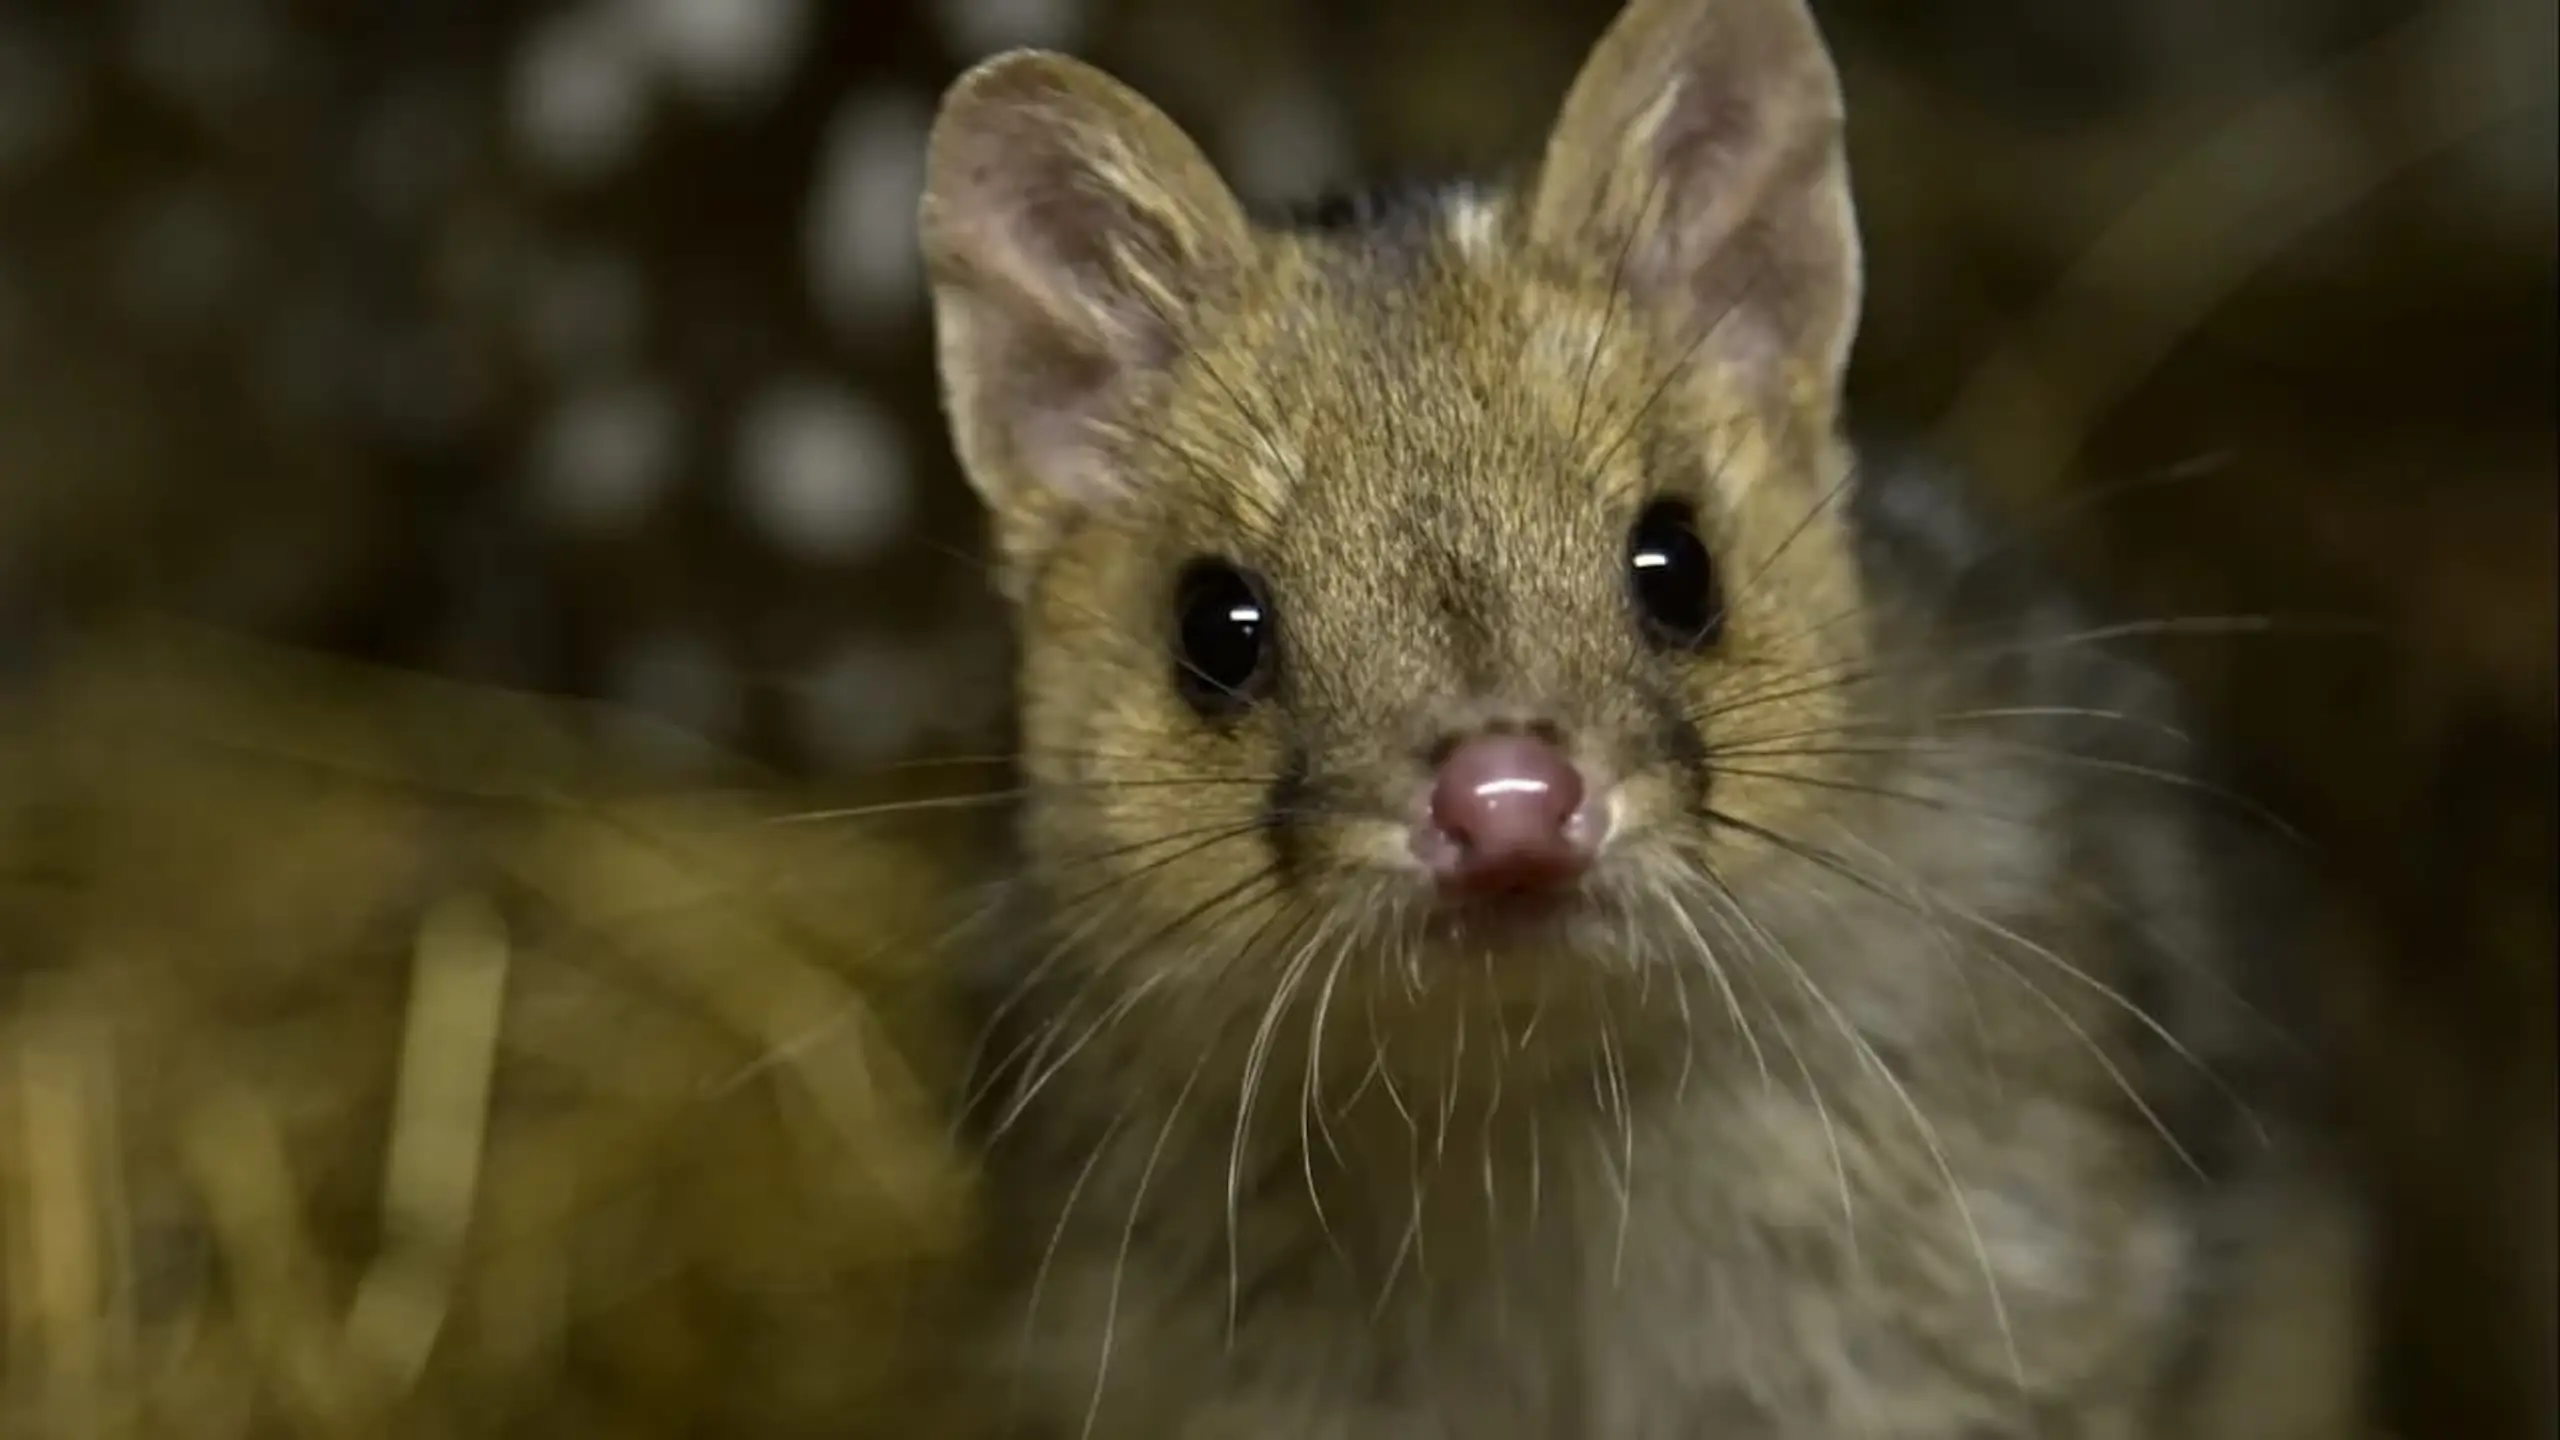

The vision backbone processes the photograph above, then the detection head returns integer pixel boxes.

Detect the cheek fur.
[1640,666,1715,813]
[1261,737,1315,880]
[1075,703,1293,931]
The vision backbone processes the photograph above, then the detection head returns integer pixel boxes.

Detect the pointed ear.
[919,51,1252,591]
[1527,0,1861,403]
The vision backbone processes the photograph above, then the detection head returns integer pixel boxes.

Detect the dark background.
[0,1,2550,1433]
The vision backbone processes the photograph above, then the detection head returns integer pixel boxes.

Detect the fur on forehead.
[1133,222,1768,538]
[918,0,1862,595]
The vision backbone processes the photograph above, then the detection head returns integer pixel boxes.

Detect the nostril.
[1419,734,1596,893]
[1430,737,1583,844]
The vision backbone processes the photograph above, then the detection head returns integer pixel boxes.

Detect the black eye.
[1173,557,1276,714]
[1626,498,1723,649]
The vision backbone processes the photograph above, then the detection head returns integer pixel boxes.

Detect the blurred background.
[0,0,2549,1434]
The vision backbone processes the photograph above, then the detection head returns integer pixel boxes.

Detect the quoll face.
[1008,212,1872,1042]
[921,0,1873,1060]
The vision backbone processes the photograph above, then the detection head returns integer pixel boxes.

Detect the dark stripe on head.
[1259,176,1475,236]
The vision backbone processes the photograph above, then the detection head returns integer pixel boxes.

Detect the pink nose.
[1415,734,1597,895]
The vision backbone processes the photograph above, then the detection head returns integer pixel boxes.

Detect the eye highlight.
[1626,498,1723,649]
[1172,557,1276,714]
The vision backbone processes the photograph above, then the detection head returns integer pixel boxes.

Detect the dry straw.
[0,623,995,1439]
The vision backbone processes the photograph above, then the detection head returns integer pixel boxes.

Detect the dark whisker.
[961,822,1280,1120]
[1576,268,1765,486]
[1719,452,1866,622]
[1568,168,1670,460]
[1684,854,2030,1402]
[988,868,1288,1141]
[764,771,1289,829]
[1697,705,2192,755]
[1697,762,2037,825]
[1927,450,2237,605]
[1704,738,2310,848]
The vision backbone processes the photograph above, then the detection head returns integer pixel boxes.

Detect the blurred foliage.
[1,625,990,1438]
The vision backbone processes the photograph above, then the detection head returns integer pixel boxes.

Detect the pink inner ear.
[1524,0,1861,389]
[1016,400,1133,510]
[922,52,1256,541]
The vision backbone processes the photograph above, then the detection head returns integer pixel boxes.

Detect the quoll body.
[916,0,2368,1434]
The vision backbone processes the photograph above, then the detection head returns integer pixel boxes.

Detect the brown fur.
[921,0,2365,1435]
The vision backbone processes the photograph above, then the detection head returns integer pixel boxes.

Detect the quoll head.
[920,0,1876,1042]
